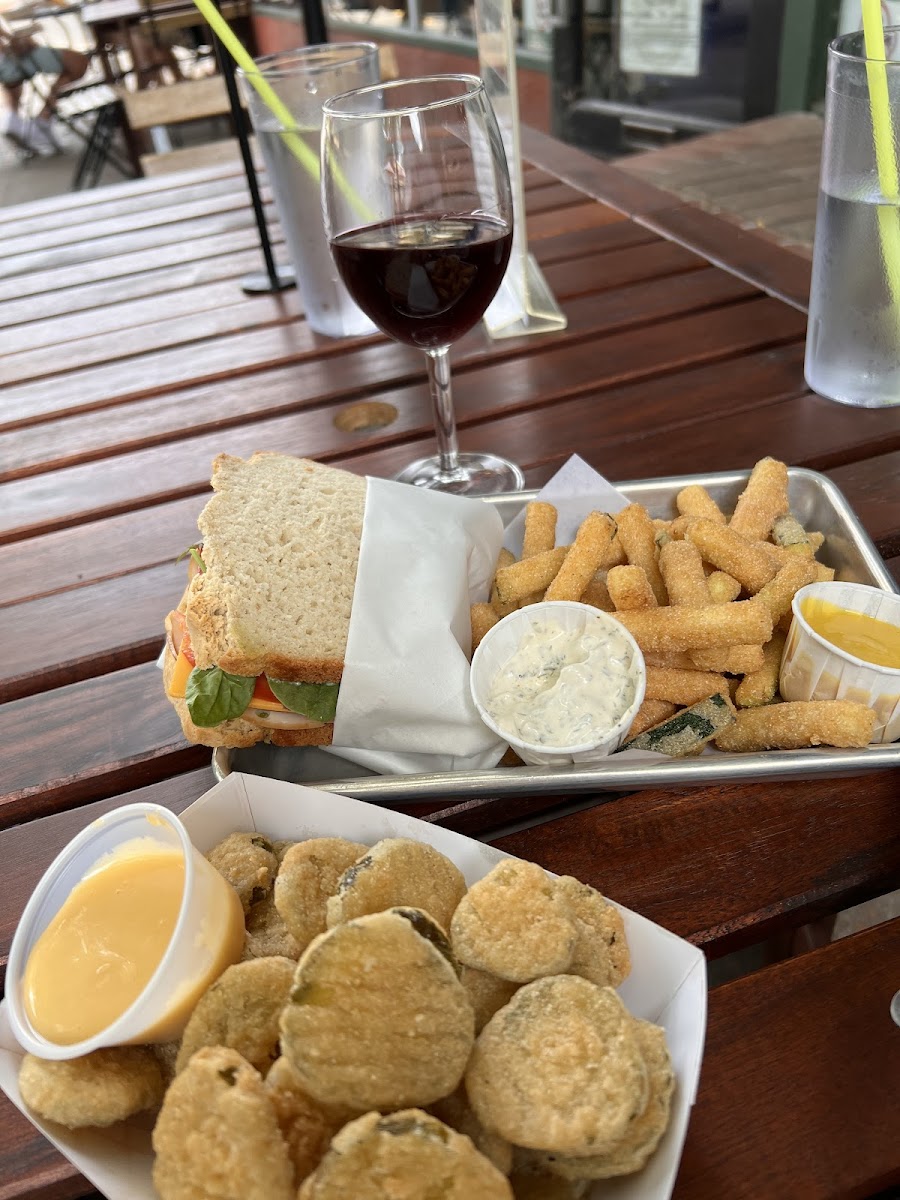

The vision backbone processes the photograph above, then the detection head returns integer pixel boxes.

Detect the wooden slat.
[0,218,658,339]
[492,771,900,954]
[0,226,285,316]
[117,74,230,129]
[674,919,900,1199]
[0,240,704,458]
[0,184,258,263]
[0,290,303,387]
[520,125,815,308]
[825,451,900,559]
[0,222,281,304]
[0,286,793,542]
[0,173,248,240]
[0,662,208,830]
[0,561,183,702]
[0,340,809,611]
[0,205,275,282]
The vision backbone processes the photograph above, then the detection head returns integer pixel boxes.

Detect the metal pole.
[301,0,328,45]
[210,3,295,293]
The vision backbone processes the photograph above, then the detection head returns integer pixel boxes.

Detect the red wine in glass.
[330,214,513,350]
[321,74,523,495]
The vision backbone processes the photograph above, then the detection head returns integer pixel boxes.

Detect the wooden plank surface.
[674,917,900,1199]
[0,129,898,1200]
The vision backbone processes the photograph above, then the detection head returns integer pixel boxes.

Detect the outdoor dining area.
[1,2,900,1199]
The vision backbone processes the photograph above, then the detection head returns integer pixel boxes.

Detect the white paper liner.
[0,773,707,1200]
[325,477,507,773]
[781,582,900,743]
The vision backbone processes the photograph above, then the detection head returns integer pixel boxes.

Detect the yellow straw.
[192,0,319,175]
[861,0,900,306]
[190,0,372,219]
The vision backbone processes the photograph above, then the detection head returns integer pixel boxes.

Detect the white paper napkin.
[325,477,508,774]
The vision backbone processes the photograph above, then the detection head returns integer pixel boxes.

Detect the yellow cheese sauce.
[802,596,900,670]
[23,845,185,1044]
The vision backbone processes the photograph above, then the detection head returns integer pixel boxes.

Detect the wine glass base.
[395,453,525,495]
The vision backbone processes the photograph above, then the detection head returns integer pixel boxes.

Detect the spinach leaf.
[186,666,256,726]
[267,679,340,722]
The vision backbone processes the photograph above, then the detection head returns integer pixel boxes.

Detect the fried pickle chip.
[19,1047,165,1129]
[152,1041,181,1087]
[449,860,577,983]
[280,908,474,1110]
[243,892,302,961]
[466,976,648,1155]
[460,966,520,1033]
[274,838,368,953]
[152,1047,293,1200]
[509,1167,588,1199]
[265,1056,355,1185]
[552,876,630,988]
[297,1109,513,1199]
[207,832,278,913]
[175,956,295,1075]
[532,1019,675,1180]
[325,838,467,933]
[430,1086,514,1175]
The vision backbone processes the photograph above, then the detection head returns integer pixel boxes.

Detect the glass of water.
[805,28,900,408]
[238,45,379,340]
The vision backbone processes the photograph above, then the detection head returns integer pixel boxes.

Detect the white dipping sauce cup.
[470,600,646,766]
[6,803,243,1060]
[780,582,900,744]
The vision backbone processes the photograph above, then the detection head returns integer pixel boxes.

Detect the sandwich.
[163,452,366,747]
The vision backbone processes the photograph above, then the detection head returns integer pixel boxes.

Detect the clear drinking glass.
[321,74,525,494]
[238,45,379,339]
[805,28,900,407]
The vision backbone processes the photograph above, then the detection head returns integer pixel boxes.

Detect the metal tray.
[213,468,900,801]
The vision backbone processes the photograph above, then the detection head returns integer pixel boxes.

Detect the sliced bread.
[184,453,367,684]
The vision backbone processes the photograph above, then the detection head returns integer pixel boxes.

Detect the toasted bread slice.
[184,453,366,684]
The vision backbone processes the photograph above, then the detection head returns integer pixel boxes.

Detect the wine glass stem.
[426,346,460,476]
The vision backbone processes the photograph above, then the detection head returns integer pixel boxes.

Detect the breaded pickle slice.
[460,965,520,1034]
[450,860,577,983]
[281,907,474,1110]
[152,1047,294,1200]
[207,832,278,913]
[552,876,630,988]
[243,892,301,961]
[531,1019,675,1180]
[274,838,368,952]
[430,1086,514,1175]
[265,1056,355,1184]
[297,1109,513,1199]
[466,976,649,1155]
[176,956,295,1075]
[509,1167,588,1199]
[325,838,467,932]
[19,1047,165,1129]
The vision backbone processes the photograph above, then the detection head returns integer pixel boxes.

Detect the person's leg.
[1,81,23,115]
[37,47,89,118]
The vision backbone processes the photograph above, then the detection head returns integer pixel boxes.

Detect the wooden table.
[1,126,899,1200]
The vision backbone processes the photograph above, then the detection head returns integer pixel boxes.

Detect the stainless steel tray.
[213,468,900,800]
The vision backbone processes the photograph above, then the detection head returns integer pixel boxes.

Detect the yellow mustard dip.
[801,596,900,670]
[23,845,186,1044]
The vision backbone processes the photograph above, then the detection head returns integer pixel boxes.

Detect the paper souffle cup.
[780,581,900,744]
[6,803,244,1060]
[470,600,646,767]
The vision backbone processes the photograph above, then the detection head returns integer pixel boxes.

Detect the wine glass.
[321,74,525,495]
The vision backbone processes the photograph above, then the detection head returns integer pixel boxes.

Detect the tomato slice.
[251,676,280,706]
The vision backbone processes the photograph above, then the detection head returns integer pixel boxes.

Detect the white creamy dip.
[485,617,638,748]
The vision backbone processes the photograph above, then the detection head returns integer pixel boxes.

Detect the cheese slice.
[165,652,289,712]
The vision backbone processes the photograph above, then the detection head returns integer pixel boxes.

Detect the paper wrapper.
[324,476,507,774]
[0,773,707,1200]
